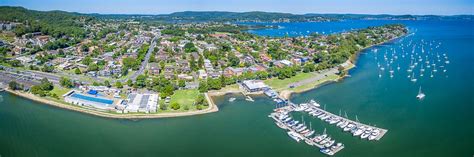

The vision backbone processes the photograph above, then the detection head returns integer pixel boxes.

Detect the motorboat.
[287,131,302,142]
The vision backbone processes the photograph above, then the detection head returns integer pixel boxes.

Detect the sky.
[0,0,473,15]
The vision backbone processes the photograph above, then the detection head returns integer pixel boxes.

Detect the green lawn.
[264,72,316,91]
[0,32,15,43]
[169,89,199,107]
[51,86,71,96]
[291,74,339,93]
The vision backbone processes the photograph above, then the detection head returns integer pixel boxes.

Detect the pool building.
[63,90,117,111]
[123,93,158,113]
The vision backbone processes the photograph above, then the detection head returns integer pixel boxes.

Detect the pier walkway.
[269,112,344,155]
[291,104,388,141]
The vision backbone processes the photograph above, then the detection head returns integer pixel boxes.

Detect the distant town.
[0,6,407,118]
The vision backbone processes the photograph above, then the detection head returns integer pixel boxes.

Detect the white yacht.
[309,99,320,107]
[411,73,417,82]
[287,131,301,142]
[416,86,426,100]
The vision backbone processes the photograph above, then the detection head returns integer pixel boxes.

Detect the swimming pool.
[70,93,114,105]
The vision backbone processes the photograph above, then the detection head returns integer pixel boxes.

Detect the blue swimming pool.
[70,93,114,105]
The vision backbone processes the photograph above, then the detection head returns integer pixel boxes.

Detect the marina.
[268,98,388,155]
[269,108,345,156]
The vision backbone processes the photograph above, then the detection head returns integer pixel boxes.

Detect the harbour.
[268,98,388,155]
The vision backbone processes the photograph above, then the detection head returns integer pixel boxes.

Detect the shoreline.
[279,33,406,100]
[4,89,218,119]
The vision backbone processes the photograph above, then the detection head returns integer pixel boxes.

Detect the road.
[126,36,157,82]
[288,67,339,88]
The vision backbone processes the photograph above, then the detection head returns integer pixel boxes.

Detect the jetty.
[269,109,344,156]
[302,105,388,140]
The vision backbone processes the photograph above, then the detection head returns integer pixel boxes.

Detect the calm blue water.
[248,20,474,156]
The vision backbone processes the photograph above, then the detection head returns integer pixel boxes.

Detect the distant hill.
[92,11,473,22]
[0,6,92,38]
[91,11,332,22]
[0,6,472,25]
[304,13,473,20]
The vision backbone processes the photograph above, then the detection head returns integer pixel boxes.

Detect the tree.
[160,101,167,110]
[207,78,222,90]
[184,42,197,53]
[82,56,92,65]
[87,63,99,71]
[74,68,82,74]
[39,78,54,91]
[30,85,46,97]
[104,80,111,87]
[198,55,204,68]
[135,75,147,88]
[59,77,74,88]
[189,55,198,71]
[170,102,181,110]
[198,80,208,93]
[228,52,240,67]
[8,81,20,90]
[127,79,133,87]
[338,66,347,77]
[178,79,186,88]
[41,64,54,72]
[115,81,123,89]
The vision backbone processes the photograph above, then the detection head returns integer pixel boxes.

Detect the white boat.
[416,86,426,100]
[309,99,320,107]
[320,137,331,145]
[300,129,310,134]
[353,127,365,136]
[336,120,346,127]
[331,143,344,150]
[276,122,286,129]
[228,97,236,102]
[304,130,315,137]
[361,132,370,139]
[320,148,334,156]
[340,121,349,128]
[369,129,380,141]
[344,124,355,132]
[325,140,336,147]
[411,73,417,82]
[297,126,307,132]
[314,134,327,143]
[287,131,301,142]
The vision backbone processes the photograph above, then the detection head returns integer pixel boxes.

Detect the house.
[148,63,160,75]
[291,58,302,65]
[99,69,112,77]
[164,71,175,79]
[124,93,158,113]
[198,69,208,79]
[259,53,272,62]
[16,56,33,65]
[242,80,269,92]
[224,67,244,77]
[164,65,174,72]
[177,74,193,80]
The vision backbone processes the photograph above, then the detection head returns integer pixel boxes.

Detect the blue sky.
[1,0,473,15]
